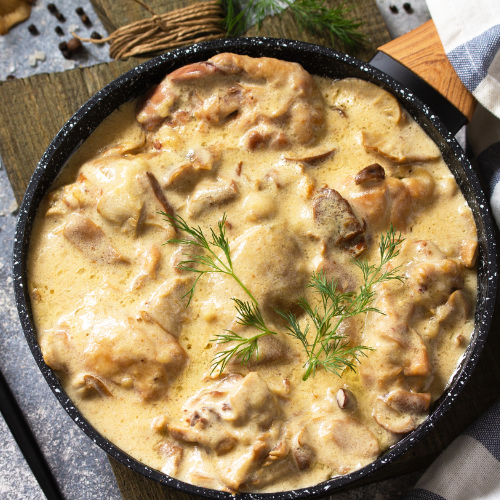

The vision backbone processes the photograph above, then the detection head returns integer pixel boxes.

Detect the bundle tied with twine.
[77,0,226,59]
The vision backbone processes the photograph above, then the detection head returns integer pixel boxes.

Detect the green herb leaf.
[275,225,404,381]
[163,212,403,381]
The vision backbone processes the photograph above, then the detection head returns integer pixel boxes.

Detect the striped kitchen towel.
[404,2,500,499]
[405,400,500,500]
[427,0,500,226]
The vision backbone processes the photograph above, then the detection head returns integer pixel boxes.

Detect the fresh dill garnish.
[220,0,366,50]
[275,225,404,381]
[162,213,277,374]
[163,212,403,380]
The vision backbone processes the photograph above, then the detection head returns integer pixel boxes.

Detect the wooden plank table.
[1,1,499,499]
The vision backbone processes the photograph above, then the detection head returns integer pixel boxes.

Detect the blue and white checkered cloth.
[404,2,500,499]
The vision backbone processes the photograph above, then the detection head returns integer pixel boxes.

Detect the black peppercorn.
[28,24,39,35]
[389,5,398,13]
[90,31,102,40]
[75,7,85,15]
[403,2,413,13]
[6,75,16,81]
[58,41,68,51]
[81,14,91,26]
[55,26,64,36]
[55,12,66,22]
[47,3,57,13]
[61,50,72,59]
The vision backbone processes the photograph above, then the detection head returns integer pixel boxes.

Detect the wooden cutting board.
[2,1,500,499]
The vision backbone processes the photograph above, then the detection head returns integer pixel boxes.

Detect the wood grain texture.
[0,59,139,202]
[378,19,476,121]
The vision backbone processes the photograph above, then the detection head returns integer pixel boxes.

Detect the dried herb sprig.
[221,0,366,49]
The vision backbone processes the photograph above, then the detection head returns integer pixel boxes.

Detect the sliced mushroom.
[186,177,238,218]
[435,289,472,326]
[355,163,385,185]
[313,187,365,247]
[73,374,112,398]
[164,146,221,188]
[459,239,478,268]
[63,214,129,264]
[128,244,161,291]
[363,127,440,163]
[146,171,175,219]
[156,441,184,476]
[284,148,335,164]
[374,389,430,434]
[140,276,193,337]
[330,78,402,124]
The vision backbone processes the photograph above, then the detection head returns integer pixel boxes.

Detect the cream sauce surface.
[28,54,477,493]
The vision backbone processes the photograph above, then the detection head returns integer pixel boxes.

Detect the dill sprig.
[275,225,404,381]
[162,213,277,374]
[164,213,403,381]
[220,0,366,50]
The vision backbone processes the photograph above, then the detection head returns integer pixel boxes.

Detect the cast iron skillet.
[13,37,498,499]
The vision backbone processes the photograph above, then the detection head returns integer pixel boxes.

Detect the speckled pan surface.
[13,38,498,499]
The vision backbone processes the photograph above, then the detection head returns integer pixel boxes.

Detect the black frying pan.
[13,38,498,499]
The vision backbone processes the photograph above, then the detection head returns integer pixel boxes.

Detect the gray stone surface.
[0,1,432,499]
[0,0,111,81]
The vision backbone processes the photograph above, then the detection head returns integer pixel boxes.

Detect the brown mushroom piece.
[374,389,431,434]
[128,244,161,291]
[63,213,129,265]
[163,146,221,189]
[363,126,440,164]
[186,177,238,218]
[312,187,366,253]
[290,415,380,475]
[355,163,385,185]
[156,441,184,477]
[284,148,335,164]
[140,276,193,337]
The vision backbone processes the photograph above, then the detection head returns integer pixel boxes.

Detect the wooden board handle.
[378,19,476,122]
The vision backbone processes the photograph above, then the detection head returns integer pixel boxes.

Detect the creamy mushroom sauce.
[28,54,477,493]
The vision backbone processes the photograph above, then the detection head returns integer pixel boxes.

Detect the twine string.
[74,0,225,59]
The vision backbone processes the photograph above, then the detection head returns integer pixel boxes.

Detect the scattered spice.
[403,2,413,13]
[90,31,102,40]
[75,7,85,16]
[28,24,39,35]
[58,41,71,59]
[80,14,91,26]
[55,26,64,35]
[389,5,398,13]
[47,3,57,13]
[67,37,83,52]
[55,12,65,22]
[6,75,16,81]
